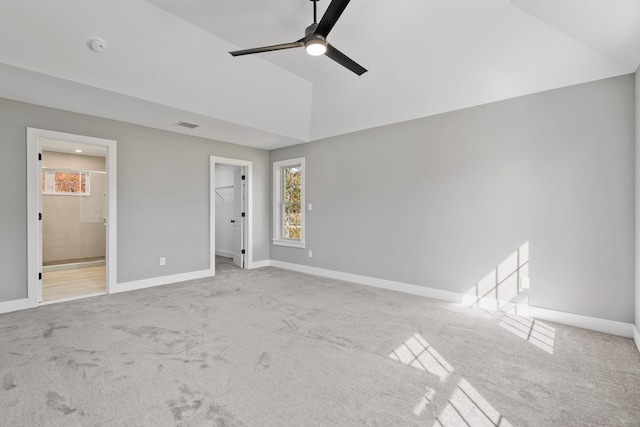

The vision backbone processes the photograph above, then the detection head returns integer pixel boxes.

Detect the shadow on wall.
[389,333,513,426]
[462,242,555,355]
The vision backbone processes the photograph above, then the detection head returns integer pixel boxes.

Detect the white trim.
[111,270,213,294]
[269,260,635,338]
[210,156,253,271]
[248,259,271,269]
[0,298,30,315]
[273,157,305,248]
[272,239,306,248]
[27,128,117,308]
[528,306,633,337]
[269,260,462,303]
[39,292,107,306]
[633,325,640,353]
[215,250,234,258]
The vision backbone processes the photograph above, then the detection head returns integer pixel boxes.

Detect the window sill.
[272,239,306,249]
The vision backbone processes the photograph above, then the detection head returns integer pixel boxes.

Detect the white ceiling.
[0,0,638,150]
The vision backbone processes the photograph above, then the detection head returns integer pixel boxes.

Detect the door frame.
[231,165,246,268]
[210,156,252,272]
[27,128,117,307]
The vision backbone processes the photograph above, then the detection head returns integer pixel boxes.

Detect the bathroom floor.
[42,265,106,302]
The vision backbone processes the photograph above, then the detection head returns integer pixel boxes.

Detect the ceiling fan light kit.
[229,0,367,75]
[305,36,327,56]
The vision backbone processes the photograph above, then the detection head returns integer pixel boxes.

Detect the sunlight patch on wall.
[462,242,530,314]
[460,242,555,354]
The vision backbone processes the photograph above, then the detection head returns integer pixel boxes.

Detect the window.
[42,169,90,195]
[273,158,305,248]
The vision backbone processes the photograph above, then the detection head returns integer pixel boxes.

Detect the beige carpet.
[1,257,639,426]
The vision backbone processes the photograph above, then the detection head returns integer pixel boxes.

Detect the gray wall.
[272,74,636,323]
[0,97,270,302]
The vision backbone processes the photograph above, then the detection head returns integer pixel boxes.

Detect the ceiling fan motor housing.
[305,23,319,37]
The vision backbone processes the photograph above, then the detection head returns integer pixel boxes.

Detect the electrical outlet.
[521,277,529,290]
[160,257,166,266]
[308,203,313,211]
[308,250,313,258]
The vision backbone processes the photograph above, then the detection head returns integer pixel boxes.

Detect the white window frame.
[273,157,305,248]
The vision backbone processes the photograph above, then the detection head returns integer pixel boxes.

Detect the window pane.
[283,202,301,239]
[283,166,301,203]
[42,170,90,195]
[55,172,80,193]
[274,158,304,246]
[282,165,302,240]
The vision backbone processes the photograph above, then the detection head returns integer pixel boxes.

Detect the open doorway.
[40,145,107,301]
[210,157,252,273]
[27,128,117,307]
[214,164,246,269]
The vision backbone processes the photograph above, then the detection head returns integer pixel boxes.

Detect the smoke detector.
[88,38,107,53]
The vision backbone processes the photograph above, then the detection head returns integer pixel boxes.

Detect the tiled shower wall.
[42,151,106,263]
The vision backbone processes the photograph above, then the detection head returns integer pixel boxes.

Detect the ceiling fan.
[229,0,367,76]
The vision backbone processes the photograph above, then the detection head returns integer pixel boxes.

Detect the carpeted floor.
[1,257,639,426]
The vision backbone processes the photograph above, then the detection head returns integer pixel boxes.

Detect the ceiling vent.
[174,121,199,129]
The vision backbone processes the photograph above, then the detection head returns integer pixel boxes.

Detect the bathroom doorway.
[40,144,107,301]
[27,128,117,306]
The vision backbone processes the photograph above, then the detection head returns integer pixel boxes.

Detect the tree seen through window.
[282,166,301,239]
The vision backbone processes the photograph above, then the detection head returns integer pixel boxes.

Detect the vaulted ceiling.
[1,0,638,149]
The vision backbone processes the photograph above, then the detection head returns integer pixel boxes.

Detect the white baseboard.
[111,269,214,294]
[269,260,636,339]
[249,259,271,269]
[633,325,640,353]
[0,298,29,315]
[217,252,270,270]
[530,306,633,338]
[269,260,462,303]
[215,250,234,258]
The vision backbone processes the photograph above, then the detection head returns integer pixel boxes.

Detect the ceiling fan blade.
[325,44,367,76]
[315,0,351,38]
[230,41,304,57]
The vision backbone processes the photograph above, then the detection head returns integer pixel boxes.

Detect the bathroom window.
[42,169,90,195]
